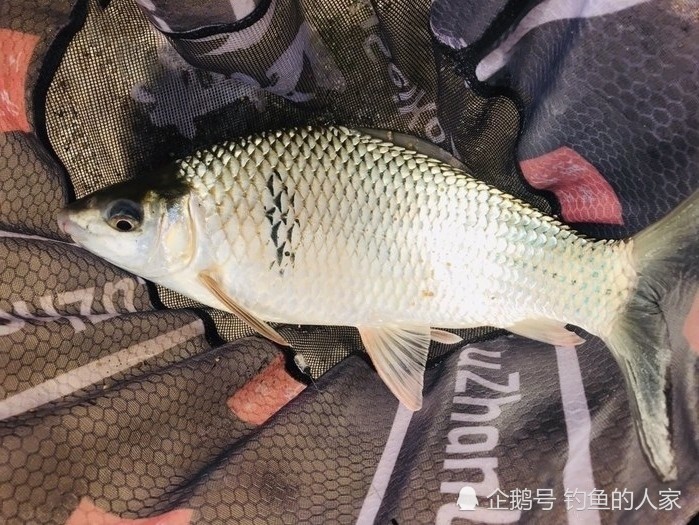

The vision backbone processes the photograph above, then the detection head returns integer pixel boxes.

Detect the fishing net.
[1,0,697,523]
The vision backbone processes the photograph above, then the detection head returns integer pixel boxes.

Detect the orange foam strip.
[683,290,699,356]
[228,353,307,425]
[66,497,192,525]
[0,29,39,133]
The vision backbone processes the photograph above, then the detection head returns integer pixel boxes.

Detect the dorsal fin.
[356,128,470,172]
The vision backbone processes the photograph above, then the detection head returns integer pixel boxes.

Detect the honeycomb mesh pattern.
[1,0,698,523]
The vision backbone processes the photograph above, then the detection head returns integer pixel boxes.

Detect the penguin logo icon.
[457,486,478,511]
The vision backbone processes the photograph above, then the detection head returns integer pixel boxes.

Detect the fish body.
[93,127,634,333]
[58,125,699,482]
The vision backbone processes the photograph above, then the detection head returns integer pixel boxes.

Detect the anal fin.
[199,271,289,347]
[430,329,463,345]
[357,325,432,411]
[508,318,585,346]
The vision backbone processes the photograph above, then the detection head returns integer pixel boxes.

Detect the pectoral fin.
[199,271,289,347]
[357,325,432,411]
[507,318,585,346]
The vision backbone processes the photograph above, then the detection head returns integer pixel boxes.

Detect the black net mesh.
[1,0,698,523]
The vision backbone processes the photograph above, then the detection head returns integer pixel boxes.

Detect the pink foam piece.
[520,146,623,225]
[65,497,192,525]
[683,291,699,356]
[228,353,307,425]
[0,29,39,133]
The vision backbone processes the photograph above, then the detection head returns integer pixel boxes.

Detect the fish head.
[57,166,195,279]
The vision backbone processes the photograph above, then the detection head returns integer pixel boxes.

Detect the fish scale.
[175,126,635,332]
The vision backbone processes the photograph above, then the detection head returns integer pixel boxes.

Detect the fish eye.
[106,199,143,233]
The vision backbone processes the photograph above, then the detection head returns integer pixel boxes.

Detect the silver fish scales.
[180,127,634,335]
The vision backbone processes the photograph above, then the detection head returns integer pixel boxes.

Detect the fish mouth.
[56,209,70,234]
[56,209,81,240]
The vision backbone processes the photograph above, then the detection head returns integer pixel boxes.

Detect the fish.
[57,125,698,481]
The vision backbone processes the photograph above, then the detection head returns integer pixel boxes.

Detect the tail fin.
[606,189,699,481]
